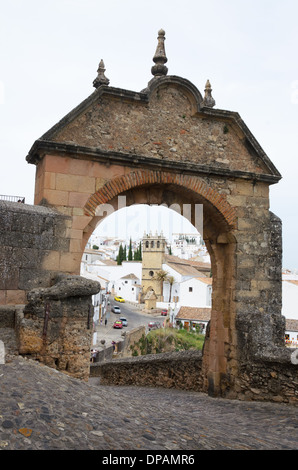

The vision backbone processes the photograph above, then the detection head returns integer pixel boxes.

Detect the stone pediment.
[26,75,280,184]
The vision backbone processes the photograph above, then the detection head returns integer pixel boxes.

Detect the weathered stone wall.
[50,82,268,177]
[90,350,204,391]
[90,350,298,404]
[121,325,146,357]
[0,201,71,305]
[235,358,298,404]
[16,274,100,380]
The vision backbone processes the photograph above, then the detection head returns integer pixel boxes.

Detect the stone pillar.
[236,211,291,364]
[16,274,100,380]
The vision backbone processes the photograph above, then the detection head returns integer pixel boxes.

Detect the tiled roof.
[286,319,298,331]
[120,273,139,280]
[176,306,211,321]
[166,262,201,276]
[285,280,298,286]
[194,277,212,285]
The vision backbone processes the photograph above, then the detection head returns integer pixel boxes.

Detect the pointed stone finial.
[202,80,215,108]
[93,59,110,88]
[151,29,168,77]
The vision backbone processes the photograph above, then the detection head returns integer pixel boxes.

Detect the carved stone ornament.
[202,79,216,108]
[93,59,110,88]
[151,29,168,77]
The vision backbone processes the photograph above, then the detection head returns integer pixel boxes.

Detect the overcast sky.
[1,0,297,268]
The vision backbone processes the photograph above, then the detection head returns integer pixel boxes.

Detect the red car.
[161,310,168,316]
[113,320,123,329]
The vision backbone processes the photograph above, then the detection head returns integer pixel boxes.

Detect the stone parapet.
[0,201,71,305]
[16,274,100,380]
[90,350,204,391]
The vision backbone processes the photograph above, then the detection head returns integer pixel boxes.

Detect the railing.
[0,195,25,203]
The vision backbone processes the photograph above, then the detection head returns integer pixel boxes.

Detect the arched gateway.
[24,30,294,397]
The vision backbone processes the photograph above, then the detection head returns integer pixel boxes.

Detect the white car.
[112,305,121,313]
[120,316,127,326]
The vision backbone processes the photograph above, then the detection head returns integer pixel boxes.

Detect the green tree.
[117,244,123,265]
[154,270,169,300]
[133,240,142,261]
[167,275,175,302]
[128,238,133,261]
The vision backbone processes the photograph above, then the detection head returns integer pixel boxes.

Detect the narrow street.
[93,299,164,351]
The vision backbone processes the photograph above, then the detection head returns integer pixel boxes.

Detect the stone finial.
[93,59,110,88]
[202,79,216,108]
[151,29,168,77]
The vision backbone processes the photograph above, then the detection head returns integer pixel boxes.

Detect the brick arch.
[83,169,236,228]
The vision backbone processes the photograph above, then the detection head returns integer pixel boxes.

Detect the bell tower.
[141,232,166,301]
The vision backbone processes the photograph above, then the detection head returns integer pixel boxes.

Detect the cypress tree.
[117,244,123,265]
[128,238,133,261]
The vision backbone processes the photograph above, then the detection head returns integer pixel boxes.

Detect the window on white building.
[189,287,193,292]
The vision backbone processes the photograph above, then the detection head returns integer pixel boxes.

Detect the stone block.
[42,189,69,206]
[43,171,56,190]
[68,191,90,208]
[41,251,60,271]
[6,290,26,305]
[56,174,95,194]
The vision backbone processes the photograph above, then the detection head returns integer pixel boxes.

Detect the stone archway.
[21,30,295,398]
[82,172,238,395]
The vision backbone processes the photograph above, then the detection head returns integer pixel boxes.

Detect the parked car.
[148,321,161,331]
[161,309,168,316]
[114,296,125,302]
[120,316,127,326]
[111,305,121,313]
[113,320,123,329]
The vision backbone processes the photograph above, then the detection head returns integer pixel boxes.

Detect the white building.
[282,279,298,320]
[179,277,212,308]
[154,254,212,323]
[285,319,298,348]
[175,306,211,334]
[81,247,142,303]
[114,273,142,303]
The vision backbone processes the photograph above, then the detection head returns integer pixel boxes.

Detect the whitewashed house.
[285,319,298,348]
[114,273,142,303]
[175,306,211,334]
[155,255,212,323]
[179,277,212,308]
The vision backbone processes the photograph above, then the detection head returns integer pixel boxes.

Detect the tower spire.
[151,29,168,77]
[93,59,110,88]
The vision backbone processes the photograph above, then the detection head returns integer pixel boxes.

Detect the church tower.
[142,232,167,301]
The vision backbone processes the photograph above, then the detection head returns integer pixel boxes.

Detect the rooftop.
[176,307,211,322]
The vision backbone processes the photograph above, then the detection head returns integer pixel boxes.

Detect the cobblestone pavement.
[0,356,297,451]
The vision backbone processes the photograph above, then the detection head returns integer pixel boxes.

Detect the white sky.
[0,0,297,268]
